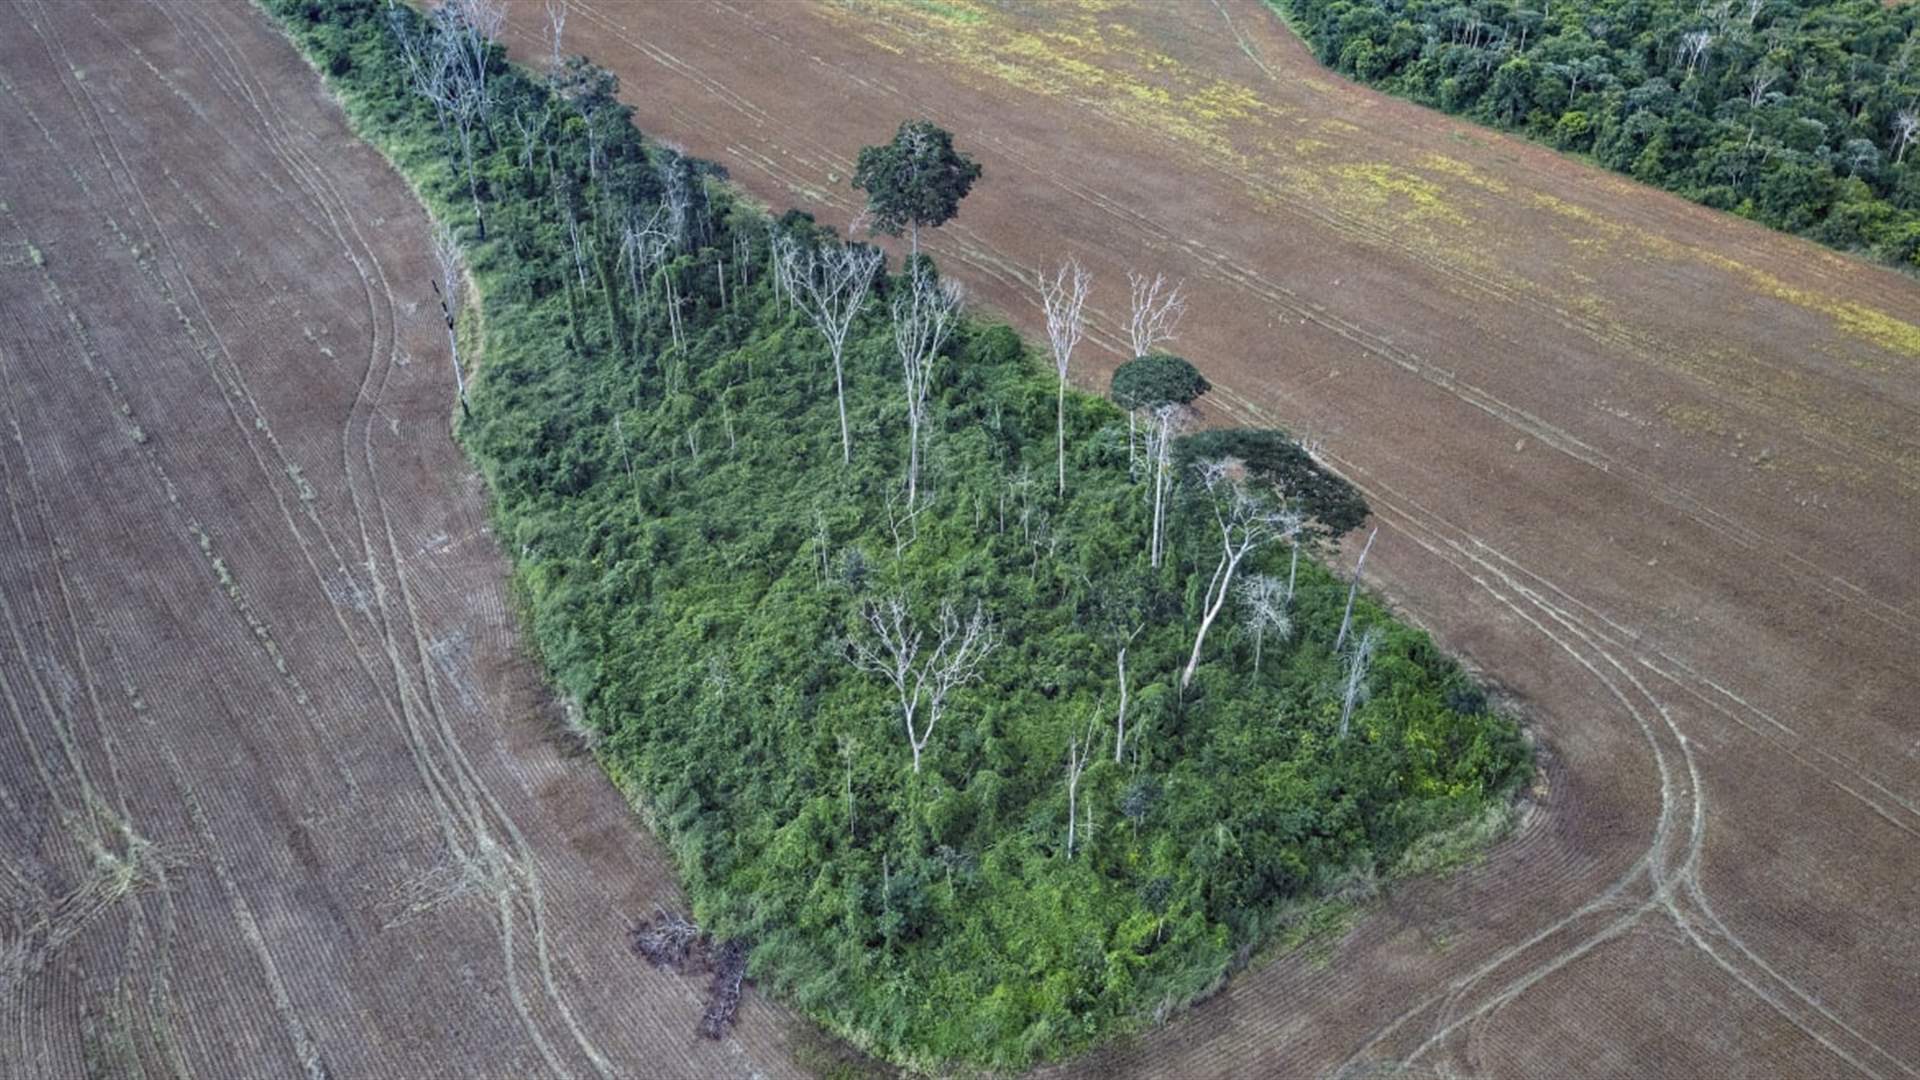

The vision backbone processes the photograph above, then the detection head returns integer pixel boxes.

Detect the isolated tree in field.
[1333,526,1379,654]
[1111,354,1209,568]
[1181,460,1296,690]
[430,223,470,418]
[891,262,963,508]
[782,240,885,463]
[1037,257,1091,497]
[852,120,982,259]
[1338,626,1382,738]
[1235,573,1290,675]
[846,596,998,774]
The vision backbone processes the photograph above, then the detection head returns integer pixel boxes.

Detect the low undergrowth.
[269,0,1530,1070]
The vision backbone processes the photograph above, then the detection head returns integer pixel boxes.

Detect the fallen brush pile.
[629,908,747,1040]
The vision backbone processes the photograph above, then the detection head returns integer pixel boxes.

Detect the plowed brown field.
[0,2,803,1076]
[488,1,1920,1076]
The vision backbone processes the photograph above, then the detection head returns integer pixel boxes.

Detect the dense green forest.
[269,0,1529,1069]
[1279,0,1920,265]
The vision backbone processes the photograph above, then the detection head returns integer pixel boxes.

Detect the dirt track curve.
[490,1,1920,1076]
[0,2,806,1076]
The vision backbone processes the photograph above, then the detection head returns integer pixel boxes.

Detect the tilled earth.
[497,1,1920,1076]
[0,2,806,1076]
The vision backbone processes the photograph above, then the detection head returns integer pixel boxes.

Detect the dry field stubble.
[0,1,803,1075]
[496,1,1920,1076]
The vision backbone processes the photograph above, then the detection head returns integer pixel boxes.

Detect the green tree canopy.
[852,119,982,255]
[1176,428,1371,538]
[1110,353,1211,410]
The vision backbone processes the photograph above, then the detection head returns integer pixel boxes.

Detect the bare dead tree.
[438,0,504,111]
[1333,526,1379,653]
[1122,270,1187,462]
[395,1,500,239]
[563,201,591,287]
[1113,623,1143,763]
[1181,462,1295,689]
[1677,29,1713,78]
[890,263,963,508]
[847,597,997,773]
[1893,109,1920,165]
[1281,509,1305,604]
[618,206,670,323]
[784,241,885,463]
[1745,63,1780,109]
[1125,270,1186,359]
[392,6,453,133]
[836,731,859,836]
[1235,573,1291,675]
[1065,709,1099,858]
[1144,402,1185,569]
[512,106,551,180]
[732,229,753,292]
[443,56,490,237]
[544,0,567,71]
[1338,626,1382,739]
[767,224,798,314]
[658,153,693,251]
[613,415,641,515]
[882,487,932,560]
[1037,257,1091,497]
[430,223,470,418]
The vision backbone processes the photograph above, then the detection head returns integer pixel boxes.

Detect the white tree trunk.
[1334,527,1378,653]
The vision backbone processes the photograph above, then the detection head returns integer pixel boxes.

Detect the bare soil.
[0,2,803,1076]
[492,1,1920,1076]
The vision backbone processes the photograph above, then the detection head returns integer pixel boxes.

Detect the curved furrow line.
[1465,533,1920,831]
[184,34,587,1074]
[1336,469,1900,1078]
[156,3,499,871]
[1636,655,1920,830]
[1307,500,1684,1062]
[1670,883,1915,1078]
[188,6,621,1059]
[341,198,616,1077]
